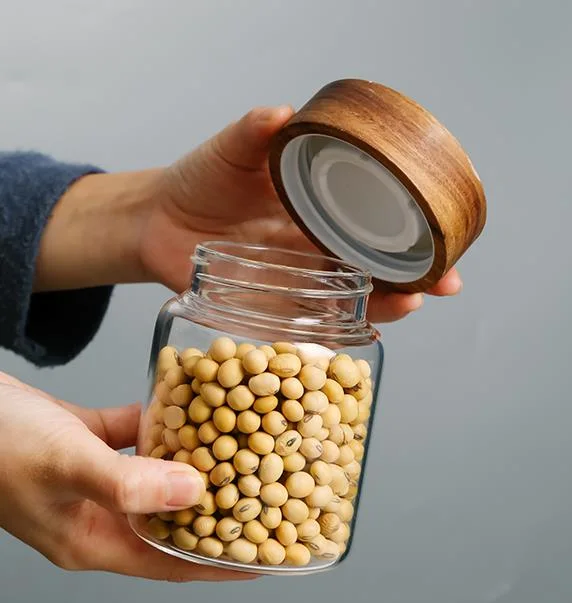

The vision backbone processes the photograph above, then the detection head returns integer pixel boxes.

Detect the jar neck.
[180,242,377,345]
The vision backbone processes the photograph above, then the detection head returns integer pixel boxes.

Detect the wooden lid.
[268,79,487,293]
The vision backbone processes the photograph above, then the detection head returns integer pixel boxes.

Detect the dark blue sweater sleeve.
[0,151,114,367]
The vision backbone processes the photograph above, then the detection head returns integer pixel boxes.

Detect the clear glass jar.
[129,241,383,575]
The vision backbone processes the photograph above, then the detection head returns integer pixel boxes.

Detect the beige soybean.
[238,474,262,497]
[282,399,305,422]
[299,438,323,461]
[198,421,221,445]
[327,424,344,446]
[338,500,355,523]
[243,520,269,544]
[272,341,298,355]
[188,397,212,424]
[234,342,255,360]
[208,337,237,363]
[298,414,323,438]
[339,395,359,424]
[260,483,289,507]
[261,411,288,436]
[258,453,284,484]
[183,355,202,377]
[330,468,350,497]
[329,358,361,388]
[281,377,304,400]
[324,496,343,515]
[163,406,187,430]
[191,378,202,395]
[318,513,341,538]
[212,407,236,433]
[306,485,334,509]
[354,358,371,379]
[344,460,362,479]
[353,401,371,425]
[198,471,210,490]
[194,491,216,516]
[322,379,345,403]
[283,452,306,473]
[275,521,298,547]
[162,428,182,453]
[340,424,355,444]
[194,358,220,383]
[258,539,286,566]
[349,440,365,462]
[169,384,193,408]
[346,379,369,401]
[310,460,333,486]
[233,449,260,475]
[178,424,200,451]
[197,537,224,558]
[249,373,281,397]
[227,538,258,563]
[260,506,282,530]
[299,365,328,391]
[215,483,240,510]
[247,432,275,456]
[337,445,355,467]
[200,382,227,408]
[242,349,269,375]
[216,517,243,542]
[147,517,170,540]
[285,543,312,567]
[157,346,179,375]
[191,447,216,472]
[217,358,244,389]
[193,515,217,537]
[308,507,321,520]
[173,449,194,464]
[319,539,340,560]
[282,499,309,524]
[305,534,328,557]
[181,346,203,361]
[164,366,187,388]
[268,353,302,378]
[258,345,277,360]
[150,444,168,459]
[285,472,316,499]
[320,440,340,463]
[233,498,262,522]
[171,527,199,551]
[316,427,330,442]
[296,519,321,542]
[274,430,302,456]
[226,385,255,411]
[329,522,349,544]
[236,410,261,434]
[301,391,329,415]
[322,404,342,428]
[352,423,367,442]
[210,462,236,487]
[253,395,278,414]
[148,423,164,445]
[173,508,196,526]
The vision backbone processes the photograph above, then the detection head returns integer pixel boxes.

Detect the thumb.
[69,431,206,514]
[209,105,294,171]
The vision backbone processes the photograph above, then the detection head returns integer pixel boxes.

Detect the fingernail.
[255,105,291,124]
[166,471,205,507]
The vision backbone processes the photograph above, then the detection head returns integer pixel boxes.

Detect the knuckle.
[110,455,142,513]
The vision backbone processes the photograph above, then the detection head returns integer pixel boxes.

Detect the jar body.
[129,243,383,575]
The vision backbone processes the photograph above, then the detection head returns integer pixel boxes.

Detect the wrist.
[34,168,164,292]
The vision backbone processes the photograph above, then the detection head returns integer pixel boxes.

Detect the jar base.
[127,514,341,576]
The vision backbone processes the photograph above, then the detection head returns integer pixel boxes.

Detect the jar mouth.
[191,241,373,298]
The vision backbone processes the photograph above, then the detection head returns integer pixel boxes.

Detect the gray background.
[1,1,570,602]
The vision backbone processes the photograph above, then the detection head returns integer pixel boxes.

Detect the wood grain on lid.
[268,79,487,292]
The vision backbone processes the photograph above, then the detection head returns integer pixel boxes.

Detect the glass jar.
[129,241,383,575]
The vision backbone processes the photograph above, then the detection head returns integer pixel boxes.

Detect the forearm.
[33,168,164,292]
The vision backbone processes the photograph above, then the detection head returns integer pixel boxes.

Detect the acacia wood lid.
[268,79,487,293]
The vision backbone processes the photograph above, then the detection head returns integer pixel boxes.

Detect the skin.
[2,106,462,581]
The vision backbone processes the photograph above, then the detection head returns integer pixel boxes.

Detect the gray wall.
[1,1,570,602]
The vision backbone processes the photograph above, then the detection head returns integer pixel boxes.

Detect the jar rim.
[193,241,372,286]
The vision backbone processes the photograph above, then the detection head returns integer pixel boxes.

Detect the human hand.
[35,107,462,323]
[0,372,254,582]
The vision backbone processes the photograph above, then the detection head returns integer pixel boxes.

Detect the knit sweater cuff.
[0,151,113,367]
